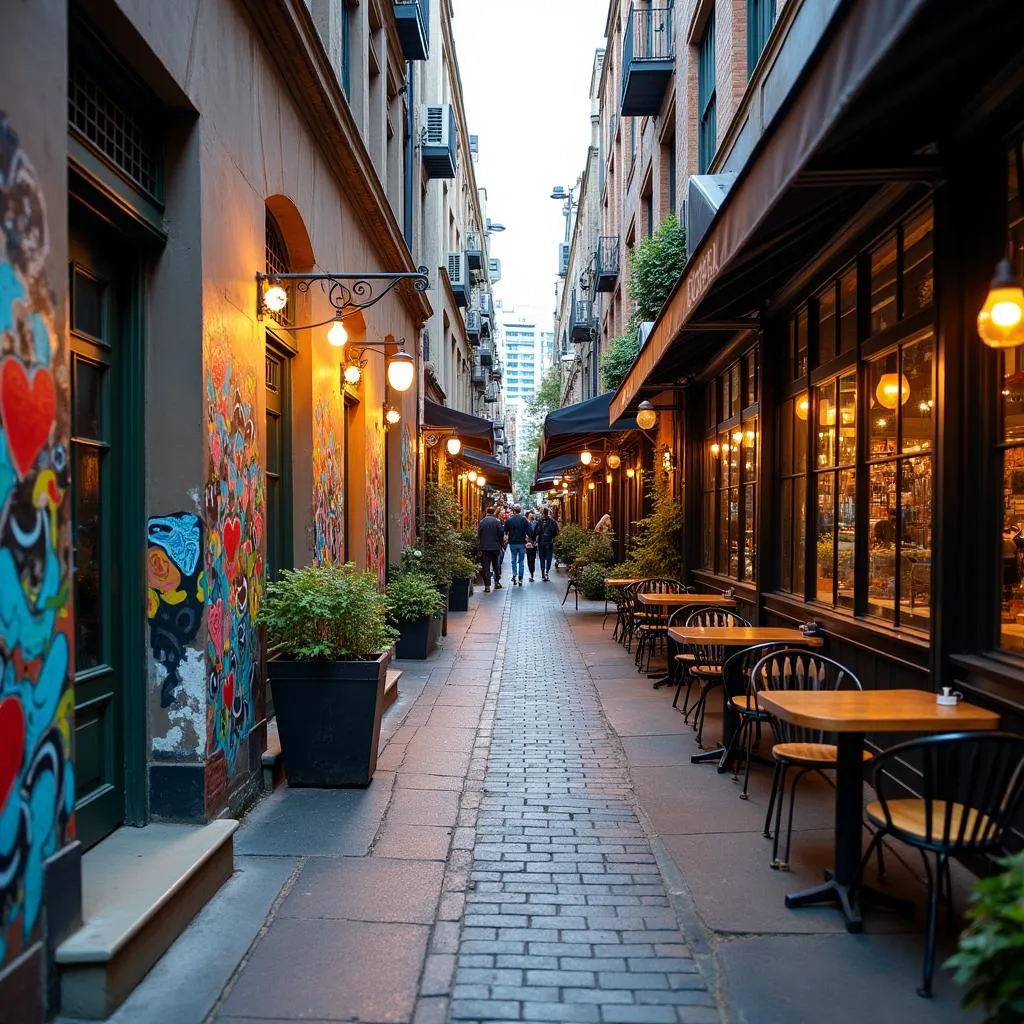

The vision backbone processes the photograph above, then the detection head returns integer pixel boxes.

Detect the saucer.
[935,695,959,706]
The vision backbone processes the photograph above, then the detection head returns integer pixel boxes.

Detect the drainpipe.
[403,63,414,248]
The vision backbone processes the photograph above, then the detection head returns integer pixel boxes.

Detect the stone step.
[56,819,237,1019]
[261,669,402,790]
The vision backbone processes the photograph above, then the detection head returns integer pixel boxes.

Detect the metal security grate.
[265,354,281,393]
[265,213,292,328]
[68,61,160,199]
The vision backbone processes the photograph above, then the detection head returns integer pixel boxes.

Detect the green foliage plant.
[602,215,688,393]
[621,471,686,581]
[576,535,615,568]
[386,570,447,623]
[575,563,611,601]
[418,482,462,590]
[946,851,1024,1023]
[451,551,479,580]
[458,526,481,564]
[259,562,398,661]
[553,522,589,567]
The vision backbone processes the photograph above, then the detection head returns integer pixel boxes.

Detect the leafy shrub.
[576,535,615,567]
[386,570,447,622]
[451,552,479,580]
[418,483,463,590]
[553,522,589,566]
[946,851,1024,1023]
[259,562,397,661]
[576,563,610,601]
[458,527,481,564]
[623,473,686,581]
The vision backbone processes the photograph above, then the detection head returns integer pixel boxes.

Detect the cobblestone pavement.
[444,582,720,1024]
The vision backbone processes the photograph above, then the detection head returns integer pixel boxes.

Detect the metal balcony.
[471,364,486,389]
[570,297,596,342]
[491,363,503,382]
[621,6,673,116]
[478,342,494,368]
[466,309,481,341]
[466,231,484,272]
[393,0,429,61]
[595,237,620,292]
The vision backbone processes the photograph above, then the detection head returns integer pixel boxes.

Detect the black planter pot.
[395,614,442,659]
[448,576,471,612]
[267,653,388,787]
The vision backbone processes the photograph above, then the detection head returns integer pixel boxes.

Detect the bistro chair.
[632,579,691,672]
[751,649,868,871]
[718,642,790,799]
[676,608,752,745]
[852,731,1024,999]
[616,581,645,650]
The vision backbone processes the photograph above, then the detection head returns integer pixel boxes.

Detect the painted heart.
[223,516,242,564]
[0,696,27,811]
[0,358,56,479]
[208,599,224,654]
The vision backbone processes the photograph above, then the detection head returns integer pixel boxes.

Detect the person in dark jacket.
[477,507,505,591]
[534,507,559,581]
[524,511,538,582]
[504,505,530,586]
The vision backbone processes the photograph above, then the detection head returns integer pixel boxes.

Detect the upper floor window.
[697,9,717,174]
[265,212,293,330]
[746,0,776,78]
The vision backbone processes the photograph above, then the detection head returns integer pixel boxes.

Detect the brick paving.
[444,580,721,1024]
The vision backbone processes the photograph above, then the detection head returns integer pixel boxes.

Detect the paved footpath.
[82,573,721,1024]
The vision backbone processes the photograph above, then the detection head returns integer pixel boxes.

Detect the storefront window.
[779,393,807,595]
[870,233,898,335]
[839,267,858,354]
[703,354,759,580]
[817,283,837,365]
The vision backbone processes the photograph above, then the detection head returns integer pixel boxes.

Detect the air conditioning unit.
[466,231,484,271]
[469,134,479,160]
[478,292,494,318]
[480,312,492,337]
[446,252,469,306]
[471,364,486,389]
[422,104,457,178]
[488,257,501,283]
[558,243,570,278]
[478,342,494,368]
[466,309,481,340]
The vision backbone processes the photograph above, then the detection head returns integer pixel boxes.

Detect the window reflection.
[870,233,898,335]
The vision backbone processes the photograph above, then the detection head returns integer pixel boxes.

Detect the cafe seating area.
[582,575,1022,1007]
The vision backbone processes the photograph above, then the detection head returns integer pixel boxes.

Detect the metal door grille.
[265,213,292,328]
[69,62,159,199]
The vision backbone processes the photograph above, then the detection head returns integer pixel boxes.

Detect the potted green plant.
[945,851,1024,1023]
[387,570,447,659]
[448,551,479,612]
[259,562,398,787]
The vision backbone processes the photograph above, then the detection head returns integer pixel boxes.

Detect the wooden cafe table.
[665,627,826,762]
[637,593,737,608]
[755,688,1000,932]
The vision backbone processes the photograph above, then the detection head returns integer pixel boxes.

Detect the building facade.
[0,0,502,1018]
[499,303,555,408]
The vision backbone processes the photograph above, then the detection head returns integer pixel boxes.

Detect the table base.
[784,872,914,933]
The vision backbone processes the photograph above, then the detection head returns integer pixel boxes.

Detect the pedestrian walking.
[504,504,530,586]
[477,506,505,591]
[534,506,559,582]
[524,510,538,582]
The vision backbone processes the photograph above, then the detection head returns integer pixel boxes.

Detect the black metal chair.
[616,581,645,650]
[718,642,790,798]
[676,608,751,745]
[632,579,691,672]
[751,649,868,871]
[852,731,1024,999]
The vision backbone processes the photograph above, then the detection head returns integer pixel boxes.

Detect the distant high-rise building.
[498,303,555,407]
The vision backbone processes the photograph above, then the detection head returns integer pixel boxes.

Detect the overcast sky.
[451,0,608,331]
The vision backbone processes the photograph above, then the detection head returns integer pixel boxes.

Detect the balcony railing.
[621,6,674,116]
[570,296,596,342]
[595,237,620,293]
[393,0,429,61]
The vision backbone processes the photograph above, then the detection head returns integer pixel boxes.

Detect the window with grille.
[697,10,717,175]
[265,212,292,329]
[68,59,161,200]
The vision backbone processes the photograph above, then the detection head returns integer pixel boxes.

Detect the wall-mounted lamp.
[477,476,487,488]
[636,400,658,431]
[262,280,289,313]
[384,404,402,427]
[343,362,363,386]
[588,481,595,491]
[446,435,463,456]
[468,470,478,482]
[795,394,810,420]
[605,472,612,484]
[710,443,721,456]
[327,313,349,348]
[580,449,593,466]
[553,477,561,485]
[387,350,416,392]
[606,453,621,469]
[979,258,1024,348]
[625,467,635,479]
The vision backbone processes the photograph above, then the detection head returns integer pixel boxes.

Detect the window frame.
[697,10,717,175]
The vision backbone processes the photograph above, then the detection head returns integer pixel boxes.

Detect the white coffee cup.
[936,686,963,706]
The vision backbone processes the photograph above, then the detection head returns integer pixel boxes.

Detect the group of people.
[476,505,560,590]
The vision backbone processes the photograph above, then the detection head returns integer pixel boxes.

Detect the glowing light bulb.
[606,453,621,469]
[468,470,478,482]
[263,281,288,313]
[875,373,910,410]
[710,443,720,456]
[625,468,635,479]
[795,395,809,420]
[636,400,657,430]
[979,260,1024,348]
[605,473,612,484]
[477,476,486,488]
[580,449,593,466]
[446,436,462,456]
[588,482,595,490]
[343,363,362,385]
[732,430,744,444]
[385,405,401,426]
[327,316,349,348]
[387,351,415,392]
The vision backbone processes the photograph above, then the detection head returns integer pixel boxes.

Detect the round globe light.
[327,316,349,348]
[636,400,658,430]
[343,363,362,385]
[263,282,288,313]
[387,351,416,392]
[446,435,462,456]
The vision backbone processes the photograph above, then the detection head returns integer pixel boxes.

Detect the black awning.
[611,0,1024,421]
[457,448,513,492]
[529,453,581,493]
[423,398,494,454]
[539,393,639,463]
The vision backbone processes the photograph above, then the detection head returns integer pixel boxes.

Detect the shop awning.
[456,447,513,493]
[422,398,494,454]
[538,392,639,464]
[529,454,580,493]
[610,0,1024,422]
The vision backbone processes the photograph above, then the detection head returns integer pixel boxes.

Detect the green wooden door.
[69,213,132,849]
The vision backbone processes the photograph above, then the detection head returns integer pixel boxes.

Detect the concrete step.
[56,820,237,1019]
[261,669,402,791]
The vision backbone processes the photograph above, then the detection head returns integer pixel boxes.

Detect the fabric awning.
[456,447,513,492]
[422,398,494,454]
[609,0,1021,423]
[538,392,639,463]
[529,453,581,493]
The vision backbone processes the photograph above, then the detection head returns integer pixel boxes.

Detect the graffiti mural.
[0,114,75,965]
[400,420,415,548]
[204,329,263,768]
[312,398,343,564]
[365,412,386,586]
[147,513,205,709]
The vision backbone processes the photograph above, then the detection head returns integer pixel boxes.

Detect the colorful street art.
[365,413,386,586]
[204,329,264,769]
[147,513,205,709]
[0,114,75,965]
[401,420,415,548]
[312,398,343,564]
